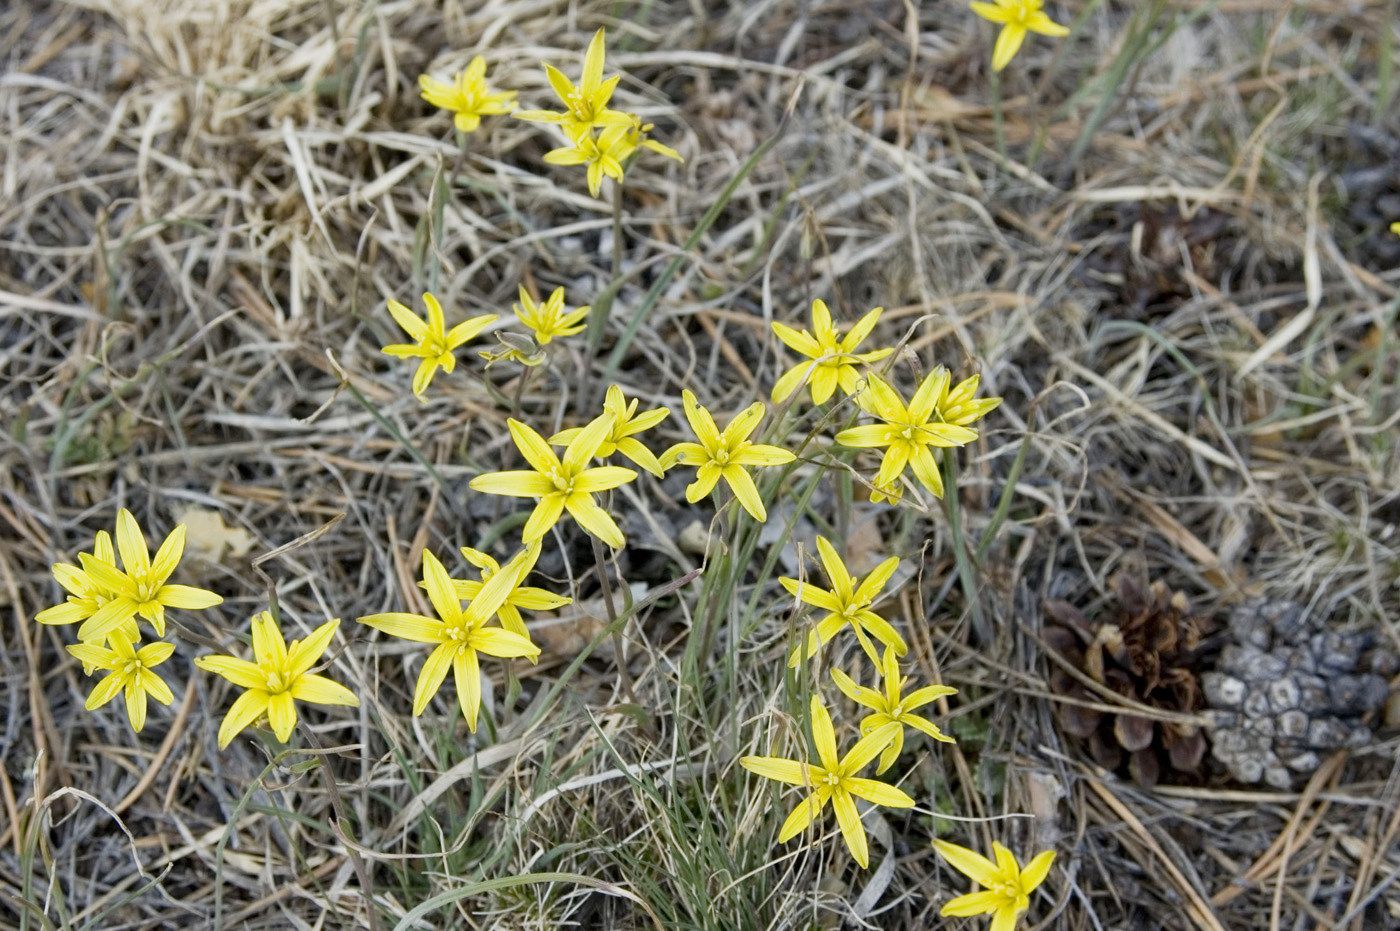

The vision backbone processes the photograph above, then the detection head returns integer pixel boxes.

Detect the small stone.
[1277,710,1309,739]
[1203,672,1247,709]
[1285,751,1320,772]
[1243,716,1275,738]
[1344,725,1373,748]
[1236,646,1288,680]
[1287,650,1318,674]
[1295,674,1330,713]
[1262,600,1311,643]
[1229,602,1274,649]
[1370,651,1400,677]
[1268,677,1301,712]
[1316,632,1361,675]
[1263,765,1294,790]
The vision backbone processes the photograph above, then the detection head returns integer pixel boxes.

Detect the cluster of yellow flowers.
[33,16,1077,929]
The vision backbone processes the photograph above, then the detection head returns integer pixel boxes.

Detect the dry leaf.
[177,506,255,561]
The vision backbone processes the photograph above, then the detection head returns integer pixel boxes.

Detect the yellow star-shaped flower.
[418,55,517,133]
[515,28,632,139]
[782,535,906,666]
[66,629,175,733]
[551,384,670,478]
[512,285,589,345]
[542,115,682,197]
[1392,221,1400,235]
[933,838,1056,931]
[382,292,497,398]
[931,366,1003,427]
[970,0,1070,72]
[448,543,570,639]
[771,299,893,405]
[75,509,223,642]
[470,414,637,548]
[36,529,140,666]
[196,612,359,748]
[658,390,795,522]
[358,549,541,730]
[741,696,912,869]
[832,647,957,773]
[835,372,980,501]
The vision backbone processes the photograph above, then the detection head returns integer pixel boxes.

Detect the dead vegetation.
[1,1,1398,929]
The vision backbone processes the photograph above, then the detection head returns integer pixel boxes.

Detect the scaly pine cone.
[1044,574,1210,787]
[1204,600,1396,789]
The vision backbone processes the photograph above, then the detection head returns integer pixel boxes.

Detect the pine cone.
[1044,575,1210,786]
[1204,600,1396,789]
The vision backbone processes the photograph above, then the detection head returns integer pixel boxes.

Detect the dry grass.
[2,1,1398,929]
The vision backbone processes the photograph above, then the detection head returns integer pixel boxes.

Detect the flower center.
[713,447,732,467]
[120,659,143,678]
[1007,0,1041,27]
[824,772,842,787]
[263,670,291,693]
[548,466,575,494]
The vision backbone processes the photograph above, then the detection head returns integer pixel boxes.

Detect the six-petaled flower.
[358,549,541,730]
[67,628,175,733]
[970,0,1070,72]
[659,390,795,522]
[551,384,670,477]
[832,647,957,773]
[470,414,637,548]
[512,285,589,346]
[196,612,359,748]
[382,292,497,398]
[447,543,570,639]
[781,535,906,666]
[741,696,913,869]
[933,838,1056,931]
[771,299,893,405]
[836,372,979,502]
[419,55,517,133]
[515,28,631,139]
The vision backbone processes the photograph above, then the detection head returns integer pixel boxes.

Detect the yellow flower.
[358,550,541,730]
[513,285,589,345]
[36,529,140,665]
[615,114,683,164]
[741,696,912,869]
[931,366,1002,427]
[75,509,222,643]
[196,612,358,748]
[418,55,517,133]
[831,647,957,773]
[771,299,893,404]
[782,535,906,666]
[543,115,682,197]
[515,28,631,139]
[835,373,979,501]
[448,543,570,638]
[469,414,637,548]
[383,292,496,397]
[970,0,1070,72]
[542,124,627,197]
[551,384,670,477]
[933,839,1056,931]
[66,629,174,733]
[658,390,795,522]
[1392,221,1400,235]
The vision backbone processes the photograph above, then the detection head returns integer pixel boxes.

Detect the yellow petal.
[115,509,150,578]
[357,612,444,643]
[251,611,287,669]
[386,298,428,341]
[453,647,481,730]
[286,618,340,678]
[940,890,1002,917]
[843,776,914,808]
[809,696,839,771]
[266,690,297,742]
[124,678,149,732]
[969,1,1009,23]
[933,838,1001,887]
[740,756,815,786]
[412,643,456,715]
[581,27,607,98]
[564,494,626,548]
[86,671,125,709]
[831,790,868,868]
[776,788,830,842]
[681,390,723,450]
[149,524,186,586]
[421,551,461,622]
[1026,11,1070,36]
[731,444,794,468]
[290,673,359,706]
[217,688,271,749]
[1020,849,1056,893]
[722,466,766,522]
[522,494,567,544]
[509,418,561,474]
[841,721,902,774]
[155,583,222,610]
[195,655,265,689]
[141,668,174,706]
[470,471,557,497]
[573,465,638,494]
[469,627,541,660]
[991,24,1027,72]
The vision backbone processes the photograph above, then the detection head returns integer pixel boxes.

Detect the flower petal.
[386,298,428,341]
[731,444,795,468]
[523,494,568,544]
[563,411,615,473]
[908,444,945,498]
[291,673,359,707]
[420,551,461,622]
[854,556,901,604]
[991,23,1027,72]
[358,612,444,642]
[195,655,266,689]
[1020,849,1056,892]
[844,776,914,808]
[156,584,223,610]
[125,677,149,731]
[615,437,665,478]
[469,627,541,660]
[218,688,271,749]
[723,402,766,445]
[809,696,839,771]
[115,510,151,578]
[251,611,288,669]
[149,525,186,586]
[835,424,898,449]
[470,471,557,497]
[940,890,1002,918]
[86,672,125,709]
[933,838,1000,887]
[286,618,340,678]
[509,418,561,474]
[740,756,816,786]
[266,690,297,742]
[573,466,638,493]
[776,788,830,842]
[412,643,456,715]
[681,390,723,451]
[841,721,902,774]
[453,647,481,730]
[831,790,869,868]
[722,466,766,522]
[564,494,626,549]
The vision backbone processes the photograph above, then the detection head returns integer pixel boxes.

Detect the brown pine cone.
[1044,574,1210,787]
